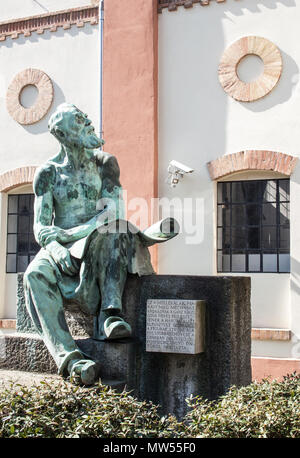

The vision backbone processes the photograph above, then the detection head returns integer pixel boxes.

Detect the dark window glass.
[6,194,39,273]
[232,227,246,250]
[217,179,290,273]
[8,195,18,213]
[248,227,260,249]
[232,205,245,226]
[19,195,31,214]
[217,182,230,204]
[262,203,277,225]
[246,204,260,226]
[262,227,277,250]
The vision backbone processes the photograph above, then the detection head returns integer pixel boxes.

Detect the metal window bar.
[217,179,290,273]
[6,194,39,273]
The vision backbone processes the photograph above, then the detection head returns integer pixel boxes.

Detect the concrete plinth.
[1,273,251,419]
[135,275,251,419]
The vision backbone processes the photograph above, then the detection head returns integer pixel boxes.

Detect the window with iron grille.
[217,179,290,273]
[6,194,40,273]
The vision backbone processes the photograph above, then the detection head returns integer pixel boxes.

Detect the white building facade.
[0,0,299,380]
[157,0,300,378]
[0,0,100,318]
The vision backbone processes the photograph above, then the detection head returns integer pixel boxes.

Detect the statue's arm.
[33,164,101,244]
[53,214,99,243]
[33,164,57,246]
[33,165,77,275]
[97,151,125,220]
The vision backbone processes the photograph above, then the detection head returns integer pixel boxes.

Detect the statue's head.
[48,103,105,150]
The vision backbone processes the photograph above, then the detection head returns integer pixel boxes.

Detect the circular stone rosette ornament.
[218,36,282,102]
[6,68,54,124]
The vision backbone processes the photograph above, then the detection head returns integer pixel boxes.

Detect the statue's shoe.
[102,316,132,340]
[68,359,99,386]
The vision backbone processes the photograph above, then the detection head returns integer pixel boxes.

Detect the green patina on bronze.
[24,103,178,386]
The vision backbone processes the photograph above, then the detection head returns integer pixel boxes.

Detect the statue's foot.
[97,316,132,341]
[68,359,98,386]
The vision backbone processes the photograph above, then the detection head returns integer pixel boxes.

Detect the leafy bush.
[186,373,300,438]
[0,381,184,438]
[0,373,299,438]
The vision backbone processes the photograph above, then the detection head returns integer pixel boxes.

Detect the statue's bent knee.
[24,261,53,286]
[24,260,60,313]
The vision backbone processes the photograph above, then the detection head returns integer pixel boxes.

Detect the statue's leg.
[23,255,98,384]
[94,232,131,340]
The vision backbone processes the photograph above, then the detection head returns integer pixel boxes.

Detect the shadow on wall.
[290,161,300,300]
[21,81,66,135]
[288,159,300,348]
[204,0,297,163]
[220,0,296,14]
[161,0,298,175]
[219,1,298,111]
[158,0,297,275]
[0,23,96,135]
[158,7,226,173]
[239,52,299,113]
[290,256,300,297]
[0,22,93,49]
[290,256,300,355]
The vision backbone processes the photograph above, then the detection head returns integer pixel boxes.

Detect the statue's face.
[53,106,104,150]
[68,109,103,149]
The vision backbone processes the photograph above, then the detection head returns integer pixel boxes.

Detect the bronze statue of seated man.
[24,103,177,385]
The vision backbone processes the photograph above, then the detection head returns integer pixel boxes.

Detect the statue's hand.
[38,225,66,246]
[46,241,78,276]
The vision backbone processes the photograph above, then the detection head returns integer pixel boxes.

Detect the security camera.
[169,160,194,174]
[167,160,194,188]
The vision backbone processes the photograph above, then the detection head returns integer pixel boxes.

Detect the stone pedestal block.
[2,273,251,419]
[0,333,135,388]
[0,333,57,374]
[135,275,251,419]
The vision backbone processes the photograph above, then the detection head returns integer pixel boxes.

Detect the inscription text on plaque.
[146,299,205,354]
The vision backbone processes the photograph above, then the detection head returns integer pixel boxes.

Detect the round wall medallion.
[6,68,53,124]
[218,36,282,102]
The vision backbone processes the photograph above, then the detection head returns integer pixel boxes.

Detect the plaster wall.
[158,0,300,359]
[0,23,100,172]
[0,21,99,317]
[0,0,91,22]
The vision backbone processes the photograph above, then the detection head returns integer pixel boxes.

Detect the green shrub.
[186,373,300,438]
[0,381,184,438]
[0,373,299,438]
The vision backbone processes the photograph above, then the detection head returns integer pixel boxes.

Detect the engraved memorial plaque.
[146,299,205,354]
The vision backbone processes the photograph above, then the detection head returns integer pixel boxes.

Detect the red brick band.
[0,319,16,329]
[251,328,291,341]
[0,5,98,41]
[207,150,298,180]
[0,166,37,192]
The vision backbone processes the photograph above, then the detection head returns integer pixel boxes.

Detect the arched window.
[6,193,39,273]
[0,166,39,274]
[217,178,290,273]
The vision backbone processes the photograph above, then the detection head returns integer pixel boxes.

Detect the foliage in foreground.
[186,373,300,438]
[0,381,183,438]
[0,373,299,438]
